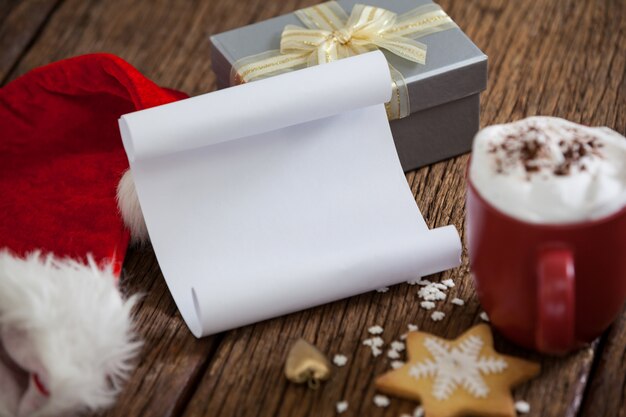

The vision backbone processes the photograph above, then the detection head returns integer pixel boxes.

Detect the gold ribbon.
[231,2,457,119]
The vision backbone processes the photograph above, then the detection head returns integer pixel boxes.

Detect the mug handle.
[536,247,576,354]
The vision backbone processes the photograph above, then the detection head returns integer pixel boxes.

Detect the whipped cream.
[469,116,626,224]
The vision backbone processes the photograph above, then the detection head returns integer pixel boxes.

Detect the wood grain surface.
[1,0,625,416]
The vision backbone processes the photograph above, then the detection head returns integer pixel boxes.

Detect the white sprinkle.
[387,349,401,359]
[418,284,447,301]
[407,278,420,285]
[336,400,349,413]
[431,311,445,321]
[362,336,384,347]
[402,324,418,340]
[433,283,448,290]
[515,400,530,414]
[480,311,490,322]
[417,279,431,286]
[451,297,465,306]
[333,354,348,367]
[363,336,384,357]
[420,301,436,310]
[413,405,425,417]
[373,395,390,407]
[371,336,384,347]
[442,279,455,288]
[391,360,405,369]
[368,325,384,335]
[391,341,405,351]
[376,286,389,293]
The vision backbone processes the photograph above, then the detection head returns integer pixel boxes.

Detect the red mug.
[466,175,626,354]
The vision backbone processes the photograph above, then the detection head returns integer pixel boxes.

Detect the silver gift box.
[209,0,487,171]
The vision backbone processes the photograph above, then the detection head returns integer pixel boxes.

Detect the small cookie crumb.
[390,360,405,369]
[368,325,384,335]
[515,400,530,414]
[387,349,401,359]
[391,341,405,351]
[442,279,455,288]
[376,286,389,293]
[413,405,425,417]
[431,311,445,321]
[451,297,465,306]
[336,400,348,413]
[333,354,348,367]
[373,395,390,407]
[480,311,490,322]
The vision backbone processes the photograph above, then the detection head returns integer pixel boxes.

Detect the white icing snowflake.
[408,335,508,400]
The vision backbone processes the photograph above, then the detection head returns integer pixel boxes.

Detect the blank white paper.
[119,51,461,337]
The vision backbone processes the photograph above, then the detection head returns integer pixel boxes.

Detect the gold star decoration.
[376,324,540,417]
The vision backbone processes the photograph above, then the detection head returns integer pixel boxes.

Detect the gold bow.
[231,2,457,119]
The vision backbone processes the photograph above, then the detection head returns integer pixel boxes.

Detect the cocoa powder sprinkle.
[489,122,604,178]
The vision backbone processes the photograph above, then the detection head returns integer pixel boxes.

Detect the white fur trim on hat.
[0,251,141,417]
[117,170,149,243]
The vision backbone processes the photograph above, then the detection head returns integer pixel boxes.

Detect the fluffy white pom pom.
[0,251,141,417]
[116,170,149,243]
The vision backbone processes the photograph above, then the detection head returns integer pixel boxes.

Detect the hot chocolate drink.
[469,116,626,223]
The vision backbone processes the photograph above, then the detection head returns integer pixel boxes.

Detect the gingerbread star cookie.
[376,324,540,417]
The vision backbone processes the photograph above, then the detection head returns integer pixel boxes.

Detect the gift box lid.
[210,0,487,115]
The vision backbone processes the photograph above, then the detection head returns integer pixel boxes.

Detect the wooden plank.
[0,0,62,83]
[181,0,626,416]
[579,306,626,417]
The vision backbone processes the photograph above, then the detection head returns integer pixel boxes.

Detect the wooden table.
[2,0,625,416]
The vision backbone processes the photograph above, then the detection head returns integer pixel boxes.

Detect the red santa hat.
[0,54,185,416]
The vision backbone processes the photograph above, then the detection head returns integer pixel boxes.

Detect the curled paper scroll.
[119,51,461,337]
